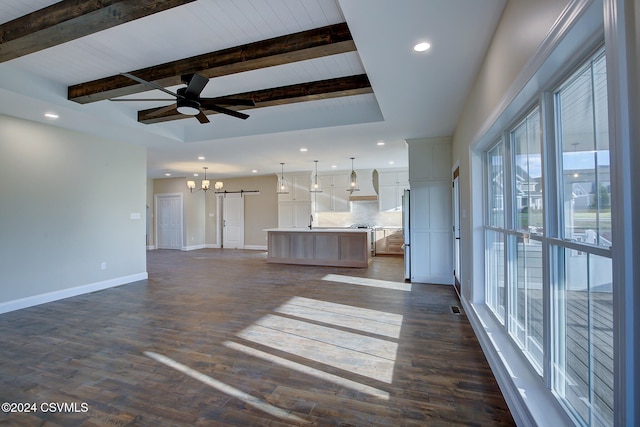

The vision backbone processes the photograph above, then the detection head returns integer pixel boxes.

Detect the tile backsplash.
[315,200,402,228]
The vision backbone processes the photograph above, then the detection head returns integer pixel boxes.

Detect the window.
[485,229,505,321]
[509,233,544,371]
[507,107,544,372]
[485,142,505,322]
[487,142,505,228]
[483,47,613,426]
[512,109,543,234]
[552,248,613,426]
[552,49,613,427]
[556,52,611,247]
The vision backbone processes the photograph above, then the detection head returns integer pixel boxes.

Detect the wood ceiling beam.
[138,74,372,124]
[0,0,196,63]
[68,22,356,104]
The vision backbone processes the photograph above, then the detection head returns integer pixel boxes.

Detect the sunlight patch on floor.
[322,274,412,291]
[237,312,399,384]
[144,351,309,424]
[223,341,390,399]
[275,296,403,339]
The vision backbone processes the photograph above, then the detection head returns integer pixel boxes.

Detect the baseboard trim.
[244,245,267,251]
[182,244,206,251]
[410,276,454,285]
[0,272,148,315]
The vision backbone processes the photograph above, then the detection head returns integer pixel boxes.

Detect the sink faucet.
[309,214,313,229]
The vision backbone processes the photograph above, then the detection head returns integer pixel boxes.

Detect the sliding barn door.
[222,193,244,249]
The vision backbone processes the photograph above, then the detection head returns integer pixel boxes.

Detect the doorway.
[452,167,461,298]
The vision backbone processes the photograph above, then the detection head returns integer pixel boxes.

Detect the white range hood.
[349,169,379,201]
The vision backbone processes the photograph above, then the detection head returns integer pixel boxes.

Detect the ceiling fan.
[110,72,255,124]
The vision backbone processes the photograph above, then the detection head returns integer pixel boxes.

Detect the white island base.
[265,228,371,267]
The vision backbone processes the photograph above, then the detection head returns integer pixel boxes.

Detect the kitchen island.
[265,228,371,267]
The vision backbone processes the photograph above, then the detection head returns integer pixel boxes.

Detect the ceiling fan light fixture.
[118,73,251,123]
[176,99,200,116]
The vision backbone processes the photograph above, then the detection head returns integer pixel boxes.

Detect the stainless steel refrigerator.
[402,189,410,280]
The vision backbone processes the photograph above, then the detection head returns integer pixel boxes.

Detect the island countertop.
[263,227,372,233]
[265,228,371,267]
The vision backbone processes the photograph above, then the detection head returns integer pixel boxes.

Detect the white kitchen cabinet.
[378,169,409,212]
[278,201,312,228]
[378,185,403,211]
[378,170,409,187]
[313,174,349,212]
[277,173,311,202]
[406,137,453,285]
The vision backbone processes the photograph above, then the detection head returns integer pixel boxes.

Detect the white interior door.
[155,194,183,250]
[223,194,244,249]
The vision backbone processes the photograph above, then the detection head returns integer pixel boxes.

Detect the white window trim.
[602,0,640,424]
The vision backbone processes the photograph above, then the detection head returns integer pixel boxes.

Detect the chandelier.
[187,167,223,193]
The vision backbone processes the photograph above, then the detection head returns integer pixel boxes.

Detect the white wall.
[453,0,572,302]
[0,114,147,311]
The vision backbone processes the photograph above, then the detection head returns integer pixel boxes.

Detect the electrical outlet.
[101,262,107,270]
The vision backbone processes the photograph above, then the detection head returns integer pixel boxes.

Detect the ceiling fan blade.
[183,73,208,98]
[201,97,255,106]
[200,100,250,120]
[109,98,175,102]
[195,110,210,124]
[121,73,179,98]
[143,103,178,118]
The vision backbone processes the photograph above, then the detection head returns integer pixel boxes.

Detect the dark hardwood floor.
[0,249,514,426]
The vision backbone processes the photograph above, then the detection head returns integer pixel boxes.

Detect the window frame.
[481,44,613,426]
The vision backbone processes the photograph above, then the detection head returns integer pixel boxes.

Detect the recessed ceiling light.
[193,173,199,177]
[331,165,337,169]
[389,161,395,165]
[165,173,171,176]
[300,147,308,152]
[198,156,205,160]
[44,112,59,119]
[377,141,385,146]
[413,42,431,52]
[252,169,258,173]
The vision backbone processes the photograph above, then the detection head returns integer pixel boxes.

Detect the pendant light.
[276,162,290,194]
[347,157,359,192]
[310,160,323,193]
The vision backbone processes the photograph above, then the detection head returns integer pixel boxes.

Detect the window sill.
[462,299,575,427]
